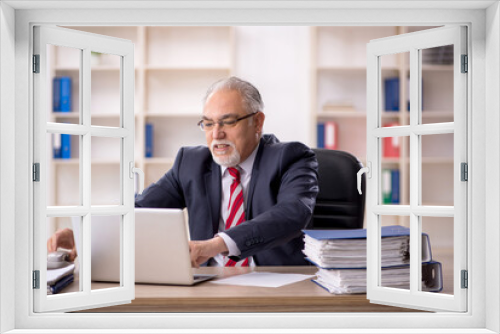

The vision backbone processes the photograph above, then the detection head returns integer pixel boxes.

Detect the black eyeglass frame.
[197,112,258,131]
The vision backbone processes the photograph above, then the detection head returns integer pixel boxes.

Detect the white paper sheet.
[210,272,315,288]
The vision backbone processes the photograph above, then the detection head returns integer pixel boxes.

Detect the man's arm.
[47,228,78,261]
[135,148,186,208]
[224,142,319,260]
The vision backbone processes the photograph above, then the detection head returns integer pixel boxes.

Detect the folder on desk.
[303,225,443,294]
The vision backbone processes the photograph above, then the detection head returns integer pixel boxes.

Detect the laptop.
[75,208,216,285]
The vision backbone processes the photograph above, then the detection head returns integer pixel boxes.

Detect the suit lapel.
[205,161,221,235]
[246,138,265,219]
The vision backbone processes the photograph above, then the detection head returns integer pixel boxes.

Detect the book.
[382,169,392,204]
[145,123,154,158]
[47,273,74,295]
[61,134,71,159]
[384,77,399,111]
[316,123,325,148]
[391,169,400,204]
[382,123,400,157]
[47,263,75,295]
[324,121,338,150]
[53,133,61,159]
[52,77,61,112]
[59,76,72,112]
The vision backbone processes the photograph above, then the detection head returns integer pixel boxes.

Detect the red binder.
[383,123,400,157]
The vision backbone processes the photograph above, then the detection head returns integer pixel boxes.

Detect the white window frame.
[1,2,498,333]
[366,26,468,312]
[32,25,136,313]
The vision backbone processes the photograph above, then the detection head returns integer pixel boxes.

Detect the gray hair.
[203,76,264,115]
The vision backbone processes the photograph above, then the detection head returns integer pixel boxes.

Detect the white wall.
[234,26,312,145]
[0,2,16,333]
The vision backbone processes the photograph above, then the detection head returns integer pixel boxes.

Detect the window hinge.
[33,163,40,182]
[461,162,468,181]
[33,54,40,73]
[461,270,468,289]
[33,270,40,289]
[461,54,468,73]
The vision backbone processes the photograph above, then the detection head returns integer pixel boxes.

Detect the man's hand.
[47,228,78,262]
[189,236,229,268]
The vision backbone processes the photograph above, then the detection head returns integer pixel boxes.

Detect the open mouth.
[212,143,232,155]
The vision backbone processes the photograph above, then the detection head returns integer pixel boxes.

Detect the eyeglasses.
[197,112,258,132]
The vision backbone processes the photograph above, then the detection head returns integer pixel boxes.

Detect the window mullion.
[409,47,421,295]
[81,48,92,294]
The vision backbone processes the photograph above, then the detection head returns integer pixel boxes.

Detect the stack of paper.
[303,225,442,294]
[304,234,409,269]
[47,263,75,295]
[314,267,411,294]
[303,225,412,269]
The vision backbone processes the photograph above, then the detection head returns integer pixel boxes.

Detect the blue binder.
[303,225,433,268]
[59,76,72,112]
[316,123,325,148]
[391,169,400,204]
[145,123,154,158]
[61,134,71,159]
[384,77,399,111]
[304,225,410,240]
[52,77,61,111]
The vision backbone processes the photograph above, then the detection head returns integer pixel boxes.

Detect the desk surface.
[72,249,452,313]
[75,266,428,313]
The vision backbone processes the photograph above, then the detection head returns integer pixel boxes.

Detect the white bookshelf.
[311,26,454,243]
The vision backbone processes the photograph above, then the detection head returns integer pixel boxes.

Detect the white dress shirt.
[211,144,259,267]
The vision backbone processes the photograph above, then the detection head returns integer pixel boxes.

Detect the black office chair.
[309,149,366,230]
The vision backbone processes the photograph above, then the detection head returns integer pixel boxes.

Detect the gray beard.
[212,149,241,167]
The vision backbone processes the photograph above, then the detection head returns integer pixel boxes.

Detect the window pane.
[420,45,454,124]
[421,133,454,206]
[46,216,81,294]
[50,45,81,124]
[91,52,121,127]
[421,216,453,295]
[378,217,410,291]
[379,136,408,206]
[91,137,121,205]
[380,52,408,126]
[91,215,121,290]
[46,133,81,206]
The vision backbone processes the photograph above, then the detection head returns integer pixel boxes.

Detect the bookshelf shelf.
[317,111,366,118]
[145,66,231,71]
[145,112,201,118]
[52,159,80,165]
[144,158,175,164]
[421,64,453,71]
[53,160,121,165]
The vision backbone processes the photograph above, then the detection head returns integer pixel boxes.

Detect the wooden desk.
[76,266,423,313]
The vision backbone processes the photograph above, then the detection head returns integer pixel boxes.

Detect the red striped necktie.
[224,167,249,267]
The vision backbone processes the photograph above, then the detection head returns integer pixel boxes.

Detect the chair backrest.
[310,149,366,229]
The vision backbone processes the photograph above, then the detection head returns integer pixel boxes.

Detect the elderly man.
[135,77,318,267]
[49,77,318,268]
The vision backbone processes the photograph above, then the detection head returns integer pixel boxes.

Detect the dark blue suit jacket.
[135,134,319,266]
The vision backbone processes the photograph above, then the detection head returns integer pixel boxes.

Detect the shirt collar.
[221,143,260,177]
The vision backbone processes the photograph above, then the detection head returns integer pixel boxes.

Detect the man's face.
[203,89,264,167]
